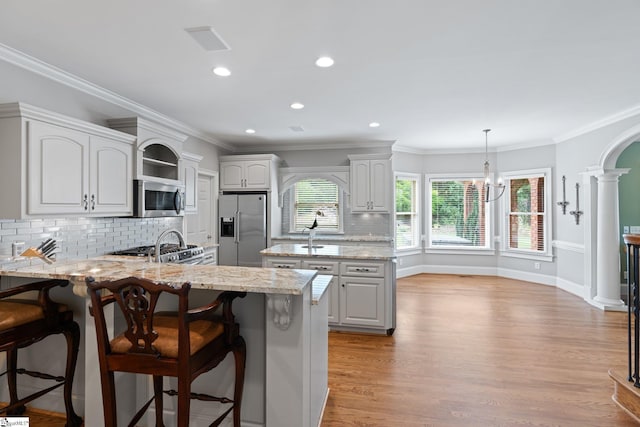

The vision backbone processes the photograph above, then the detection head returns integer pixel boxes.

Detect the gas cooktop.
[111,244,205,264]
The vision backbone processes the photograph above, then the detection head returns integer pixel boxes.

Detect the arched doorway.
[584,124,640,309]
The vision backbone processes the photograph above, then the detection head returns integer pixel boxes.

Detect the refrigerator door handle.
[235,211,240,243]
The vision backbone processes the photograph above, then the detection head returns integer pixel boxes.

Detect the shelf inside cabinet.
[143,157,177,167]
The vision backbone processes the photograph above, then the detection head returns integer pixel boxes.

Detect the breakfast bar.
[0,257,330,427]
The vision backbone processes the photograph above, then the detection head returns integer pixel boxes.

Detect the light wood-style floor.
[12,273,638,426]
[321,274,637,426]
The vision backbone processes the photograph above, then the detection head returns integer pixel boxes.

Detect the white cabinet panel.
[28,120,90,214]
[339,276,385,328]
[302,260,339,323]
[349,157,391,213]
[181,156,200,213]
[90,135,132,214]
[220,159,271,190]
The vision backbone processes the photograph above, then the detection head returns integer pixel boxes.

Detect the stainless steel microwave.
[133,179,185,217]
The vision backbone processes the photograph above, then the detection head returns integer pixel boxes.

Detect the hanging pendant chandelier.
[483,129,505,203]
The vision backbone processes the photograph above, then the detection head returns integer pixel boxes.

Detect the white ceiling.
[1,0,639,151]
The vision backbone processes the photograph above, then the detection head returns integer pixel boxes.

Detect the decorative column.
[593,169,629,309]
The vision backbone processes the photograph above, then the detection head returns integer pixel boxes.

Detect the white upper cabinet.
[27,121,90,214]
[0,103,135,218]
[180,152,203,214]
[220,154,280,191]
[348,154,392,213]
[90,135,133,214]
[107,117,187,183]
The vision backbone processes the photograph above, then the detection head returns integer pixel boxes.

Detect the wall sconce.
[569,182,583,225]
[557,175,569,214]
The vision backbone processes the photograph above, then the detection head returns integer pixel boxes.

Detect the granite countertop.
[0,256,317,296]
[273,235,393,243]
[261,244,396,260]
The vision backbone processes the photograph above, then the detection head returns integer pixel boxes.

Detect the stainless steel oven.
[133,179,185,217]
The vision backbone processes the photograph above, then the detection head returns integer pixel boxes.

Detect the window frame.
[394,172,421,252]
[425,173,495,255]
[288,177,344,234]
[500,167,553,262]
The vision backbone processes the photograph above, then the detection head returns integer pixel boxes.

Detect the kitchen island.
[261,244,396,335]
[0,257,330,427]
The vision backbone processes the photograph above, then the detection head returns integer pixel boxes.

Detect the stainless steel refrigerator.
[218,193,267,266]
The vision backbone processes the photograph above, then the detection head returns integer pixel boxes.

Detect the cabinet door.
[339,276,385,327]
[244,160,270,189]
[302,260,339,323]
[90,135,132,215]
[369,159,391,212]
[28,120,90,214]
[350,160,371,212]
[220,162,244,190]
[182,159,198,213]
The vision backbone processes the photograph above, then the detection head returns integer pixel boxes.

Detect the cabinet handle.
[314,266,328,270]
[91,194,96,210]
[355,268,371,272]
[83,194,88,210]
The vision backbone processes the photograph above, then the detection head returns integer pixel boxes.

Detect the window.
[428,176,490,249]
[503,169,551,257]
[292,178,340,232]
[395,174,420,250]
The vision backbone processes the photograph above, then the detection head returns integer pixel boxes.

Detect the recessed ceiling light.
[369,122,381,128]
[245,128,256,134]
[315,56,334,68]
[212,67,231,77]
[290,102,305,110]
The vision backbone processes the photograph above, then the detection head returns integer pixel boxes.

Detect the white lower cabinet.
[339,261,385,328]
[302,260,339,323]
[264,256,395,334]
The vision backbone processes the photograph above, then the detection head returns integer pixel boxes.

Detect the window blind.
[294,179,339,231]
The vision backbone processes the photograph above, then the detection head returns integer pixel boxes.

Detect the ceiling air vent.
[185,27,230,52]
[289,125,305,132]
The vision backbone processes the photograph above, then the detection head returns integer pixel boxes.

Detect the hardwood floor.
[12,273,637,426]
[321,273,637,426]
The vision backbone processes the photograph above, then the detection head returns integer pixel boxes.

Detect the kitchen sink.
[301,245,324,249]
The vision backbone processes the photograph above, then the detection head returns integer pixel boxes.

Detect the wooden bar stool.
[0,279,82,426]
[86,276,247,427]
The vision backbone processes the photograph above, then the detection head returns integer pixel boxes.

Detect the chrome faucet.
[154,228,186,263]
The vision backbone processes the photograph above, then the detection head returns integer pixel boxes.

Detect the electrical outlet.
[11,241,25,257]
[534,262,541,270]
[398,258,403,266]
[625,271,628,280]
[624,226,630,234]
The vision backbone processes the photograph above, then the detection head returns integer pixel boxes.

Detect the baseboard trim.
[397,264,589,302]
[556,277,586,299]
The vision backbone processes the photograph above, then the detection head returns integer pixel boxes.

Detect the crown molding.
[0,42,234,151]
[554,103,640,143]
[231,139,395,153]
[0,101,136,143]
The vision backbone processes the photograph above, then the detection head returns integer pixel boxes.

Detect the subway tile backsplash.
[0,216,183,268]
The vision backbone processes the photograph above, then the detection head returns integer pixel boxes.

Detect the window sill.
[425,247,496,256]
[395,248,422,256]
[500,250,553,262]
